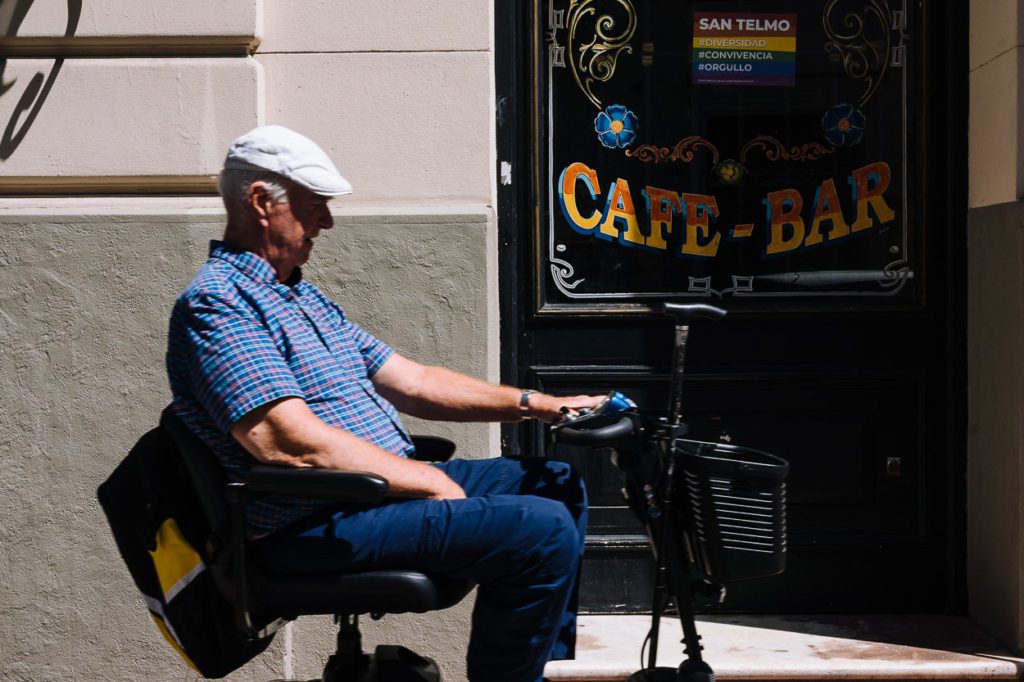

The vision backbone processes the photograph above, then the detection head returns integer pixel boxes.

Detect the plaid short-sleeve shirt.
[167,241,414,537]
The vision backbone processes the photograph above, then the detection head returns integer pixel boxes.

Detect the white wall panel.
[969,48,1022,207]
[261,0,488,53]
[260,52,491,206]
[969,0,1019,70]
[0,58,261,186]
[1,0,259,40]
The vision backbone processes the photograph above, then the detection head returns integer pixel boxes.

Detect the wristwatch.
[519,389,536,420]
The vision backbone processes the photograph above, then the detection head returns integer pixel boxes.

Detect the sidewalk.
[546,614,1024,681]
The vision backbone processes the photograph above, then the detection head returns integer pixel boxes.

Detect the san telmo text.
[557,161,896,258]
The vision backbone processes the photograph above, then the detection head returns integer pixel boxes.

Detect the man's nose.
[321,208,334,230]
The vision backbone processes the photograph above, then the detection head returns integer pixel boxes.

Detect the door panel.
[536,360,933,611]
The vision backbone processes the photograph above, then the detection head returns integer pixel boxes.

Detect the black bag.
[98,424,276,678]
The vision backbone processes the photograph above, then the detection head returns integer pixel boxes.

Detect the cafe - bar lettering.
[557,160,896,258]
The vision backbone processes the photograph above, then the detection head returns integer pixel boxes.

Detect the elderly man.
[166,125,603,682]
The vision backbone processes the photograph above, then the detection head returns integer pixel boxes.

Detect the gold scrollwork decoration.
[739,135,837,165]
[625,136,720,166]
[626,135,834,181]
[567,0,637,109]
[822,0,892,107]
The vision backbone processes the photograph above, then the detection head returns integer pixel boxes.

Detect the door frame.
[495,0,968,614]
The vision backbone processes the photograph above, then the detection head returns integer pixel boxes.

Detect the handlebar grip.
[659,302,727,323]
[554,416,635,445]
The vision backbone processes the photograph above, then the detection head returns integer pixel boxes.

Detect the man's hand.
[527,393,606,423]
[429,476,467,501]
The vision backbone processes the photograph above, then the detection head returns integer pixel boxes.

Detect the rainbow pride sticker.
[692,12,797,87]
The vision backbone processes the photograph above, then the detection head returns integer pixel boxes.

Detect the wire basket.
[674,439,788,584]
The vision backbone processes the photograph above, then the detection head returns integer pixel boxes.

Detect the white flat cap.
[223,125,353,197]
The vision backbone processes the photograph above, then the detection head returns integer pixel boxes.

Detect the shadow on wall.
[0,0,80,159]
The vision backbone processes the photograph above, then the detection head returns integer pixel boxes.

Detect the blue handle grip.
[604,391,637,414]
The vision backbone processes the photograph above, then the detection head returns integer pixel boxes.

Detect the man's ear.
[247,181,272,221]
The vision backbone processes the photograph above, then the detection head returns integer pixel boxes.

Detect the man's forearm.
[372,353,606,423]
[231,396,464,500]
[386,364,524,422]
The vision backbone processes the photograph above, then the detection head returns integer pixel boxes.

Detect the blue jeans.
[256,457,588,682]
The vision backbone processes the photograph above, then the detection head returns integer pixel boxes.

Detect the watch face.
[520,390,534,415]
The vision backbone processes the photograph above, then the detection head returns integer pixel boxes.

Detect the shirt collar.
[208,240,304,287]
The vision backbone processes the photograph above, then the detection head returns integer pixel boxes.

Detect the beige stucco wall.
[0,1,496,680]
[0,207,491,681]
[967,0,1024,655]
[967,201,1024,652]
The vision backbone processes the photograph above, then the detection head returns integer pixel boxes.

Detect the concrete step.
[545,615,1023,681]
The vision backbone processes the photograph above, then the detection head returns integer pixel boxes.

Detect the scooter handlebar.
[659,302,727,323]
[553,415,636,445]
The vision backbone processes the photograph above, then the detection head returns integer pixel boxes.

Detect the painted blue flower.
[822,103,866,147]
[595,104,638,149]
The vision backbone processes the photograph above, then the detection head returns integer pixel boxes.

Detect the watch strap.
[519,389,536,419]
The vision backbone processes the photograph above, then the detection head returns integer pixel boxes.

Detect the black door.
[497,0,966,613]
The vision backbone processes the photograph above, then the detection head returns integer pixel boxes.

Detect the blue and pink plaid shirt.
[167,241,414,537]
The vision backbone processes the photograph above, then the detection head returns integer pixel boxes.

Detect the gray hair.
[218,168,291,226]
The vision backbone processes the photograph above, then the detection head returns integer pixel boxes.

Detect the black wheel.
[626,667,679,682]
[677,659,715,682]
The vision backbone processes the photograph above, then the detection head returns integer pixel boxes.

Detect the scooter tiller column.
[668,324,689,425]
